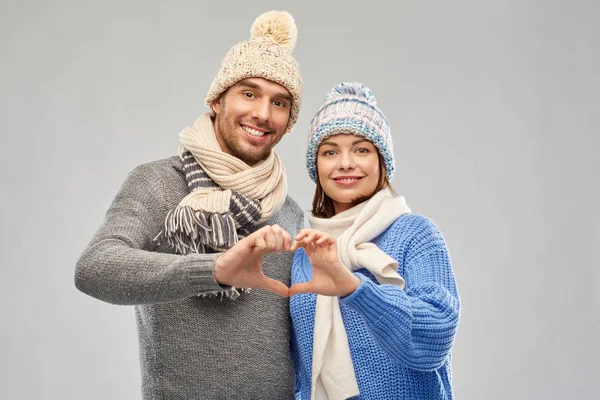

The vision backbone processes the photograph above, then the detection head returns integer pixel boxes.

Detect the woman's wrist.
[339,274,361,298]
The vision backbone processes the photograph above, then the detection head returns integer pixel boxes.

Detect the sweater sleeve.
[290,325,303,400]
[339,216,460,372]
[74,162,227,305]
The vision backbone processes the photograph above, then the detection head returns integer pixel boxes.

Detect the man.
[75,10,303,399]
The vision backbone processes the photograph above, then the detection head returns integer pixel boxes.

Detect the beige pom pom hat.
[205,10,303,133]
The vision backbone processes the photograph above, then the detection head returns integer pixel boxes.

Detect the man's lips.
[241,124,271,137]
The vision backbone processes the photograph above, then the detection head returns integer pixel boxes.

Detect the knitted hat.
[205,10,302,133]
[306,82,395,182]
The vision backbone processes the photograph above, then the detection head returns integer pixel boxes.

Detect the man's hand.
[288,229,360,297]
[214,224,291,297]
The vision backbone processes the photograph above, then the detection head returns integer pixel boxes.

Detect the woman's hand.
[289,229,360,297]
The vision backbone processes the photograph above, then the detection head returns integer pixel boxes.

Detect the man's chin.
[233,150,269,166]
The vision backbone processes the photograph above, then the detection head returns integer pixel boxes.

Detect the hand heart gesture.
[289,229,360,297]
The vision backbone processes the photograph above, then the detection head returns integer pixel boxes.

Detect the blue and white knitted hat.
[306,82,395,182]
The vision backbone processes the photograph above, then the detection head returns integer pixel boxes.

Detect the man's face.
[212,77,292,166]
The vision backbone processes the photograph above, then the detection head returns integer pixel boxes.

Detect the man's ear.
[211,97,222,115]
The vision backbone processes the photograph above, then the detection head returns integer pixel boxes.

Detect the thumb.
[288,282,315,296]
[259,276,290,297]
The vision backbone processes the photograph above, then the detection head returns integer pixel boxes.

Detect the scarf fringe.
[154,206,239,254]
[196,287,251,301]
[154,206,248,300]
[208,212,239,250]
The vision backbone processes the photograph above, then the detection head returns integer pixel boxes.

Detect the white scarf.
[308,189,411,400]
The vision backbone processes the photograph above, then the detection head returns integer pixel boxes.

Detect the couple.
[75,10,460,400]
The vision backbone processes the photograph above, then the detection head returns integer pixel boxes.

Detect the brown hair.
[311,152,395,218]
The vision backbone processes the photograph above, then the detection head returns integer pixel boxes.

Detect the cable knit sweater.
[290,213,460,400]
[75,156,304,400]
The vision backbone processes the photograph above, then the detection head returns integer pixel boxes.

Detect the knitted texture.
[290,213,460,399]
[179,113,287,220]
[153,149,262,258]
[306,82,394,181]
[180,150,261,230]
[307,190,410,399]
[205,10,302,133]
[154,113,287,266]
[75,156,304,399]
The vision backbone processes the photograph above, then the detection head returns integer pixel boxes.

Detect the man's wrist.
[213,254,225,284]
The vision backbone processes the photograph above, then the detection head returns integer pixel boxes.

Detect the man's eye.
[244,92,255,98]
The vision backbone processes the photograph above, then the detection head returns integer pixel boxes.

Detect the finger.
[294,228,318,240]
[282,230,292,251]
[291,232,321,252]
[247,225,270,246]
[252,233,268,253]
[260,276,290,297]
[293,236,311,248]
[300,232,317,246]
[270,224,284,251]
[265,230,284,252]
[307,237,319,252]
[315,234,331,245]
[292,237,311,254]
[303,234,319,248]
[294,229,309,241]
[263,229,278,252]
[275,234,283,251]
[320,236,337,247]
[289,282,315,296]
[290,238,308,252]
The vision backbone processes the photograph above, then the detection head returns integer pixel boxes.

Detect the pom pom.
[324,82,377,105]
[251,10,297,52]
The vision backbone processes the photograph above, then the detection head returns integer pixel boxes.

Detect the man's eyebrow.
[232,81,293,103]
[232,81,260,90]
[275,92,293,103]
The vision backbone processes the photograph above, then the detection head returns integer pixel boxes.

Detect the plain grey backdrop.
[1,0,598,399]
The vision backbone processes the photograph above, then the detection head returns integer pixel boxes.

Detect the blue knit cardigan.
[290,213,460,400]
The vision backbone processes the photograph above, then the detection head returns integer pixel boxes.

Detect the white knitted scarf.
[179,112,287,222]
[154,113,287,297]
[307,189,411,400]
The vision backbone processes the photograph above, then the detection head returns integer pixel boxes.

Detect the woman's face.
[316,133,380,214]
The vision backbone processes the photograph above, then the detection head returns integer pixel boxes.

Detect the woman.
[289,83,460,399]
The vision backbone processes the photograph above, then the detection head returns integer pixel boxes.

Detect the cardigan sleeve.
[339,215,460,371]
[74,162,227,305]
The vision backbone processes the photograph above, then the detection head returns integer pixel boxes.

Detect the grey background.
[1,0,598,399]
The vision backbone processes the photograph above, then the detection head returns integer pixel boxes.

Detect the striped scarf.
[155,112,287,270]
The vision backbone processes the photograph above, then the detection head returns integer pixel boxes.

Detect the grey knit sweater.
[75,156,304,400]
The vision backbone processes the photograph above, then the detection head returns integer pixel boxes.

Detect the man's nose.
[251,98,271,122]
